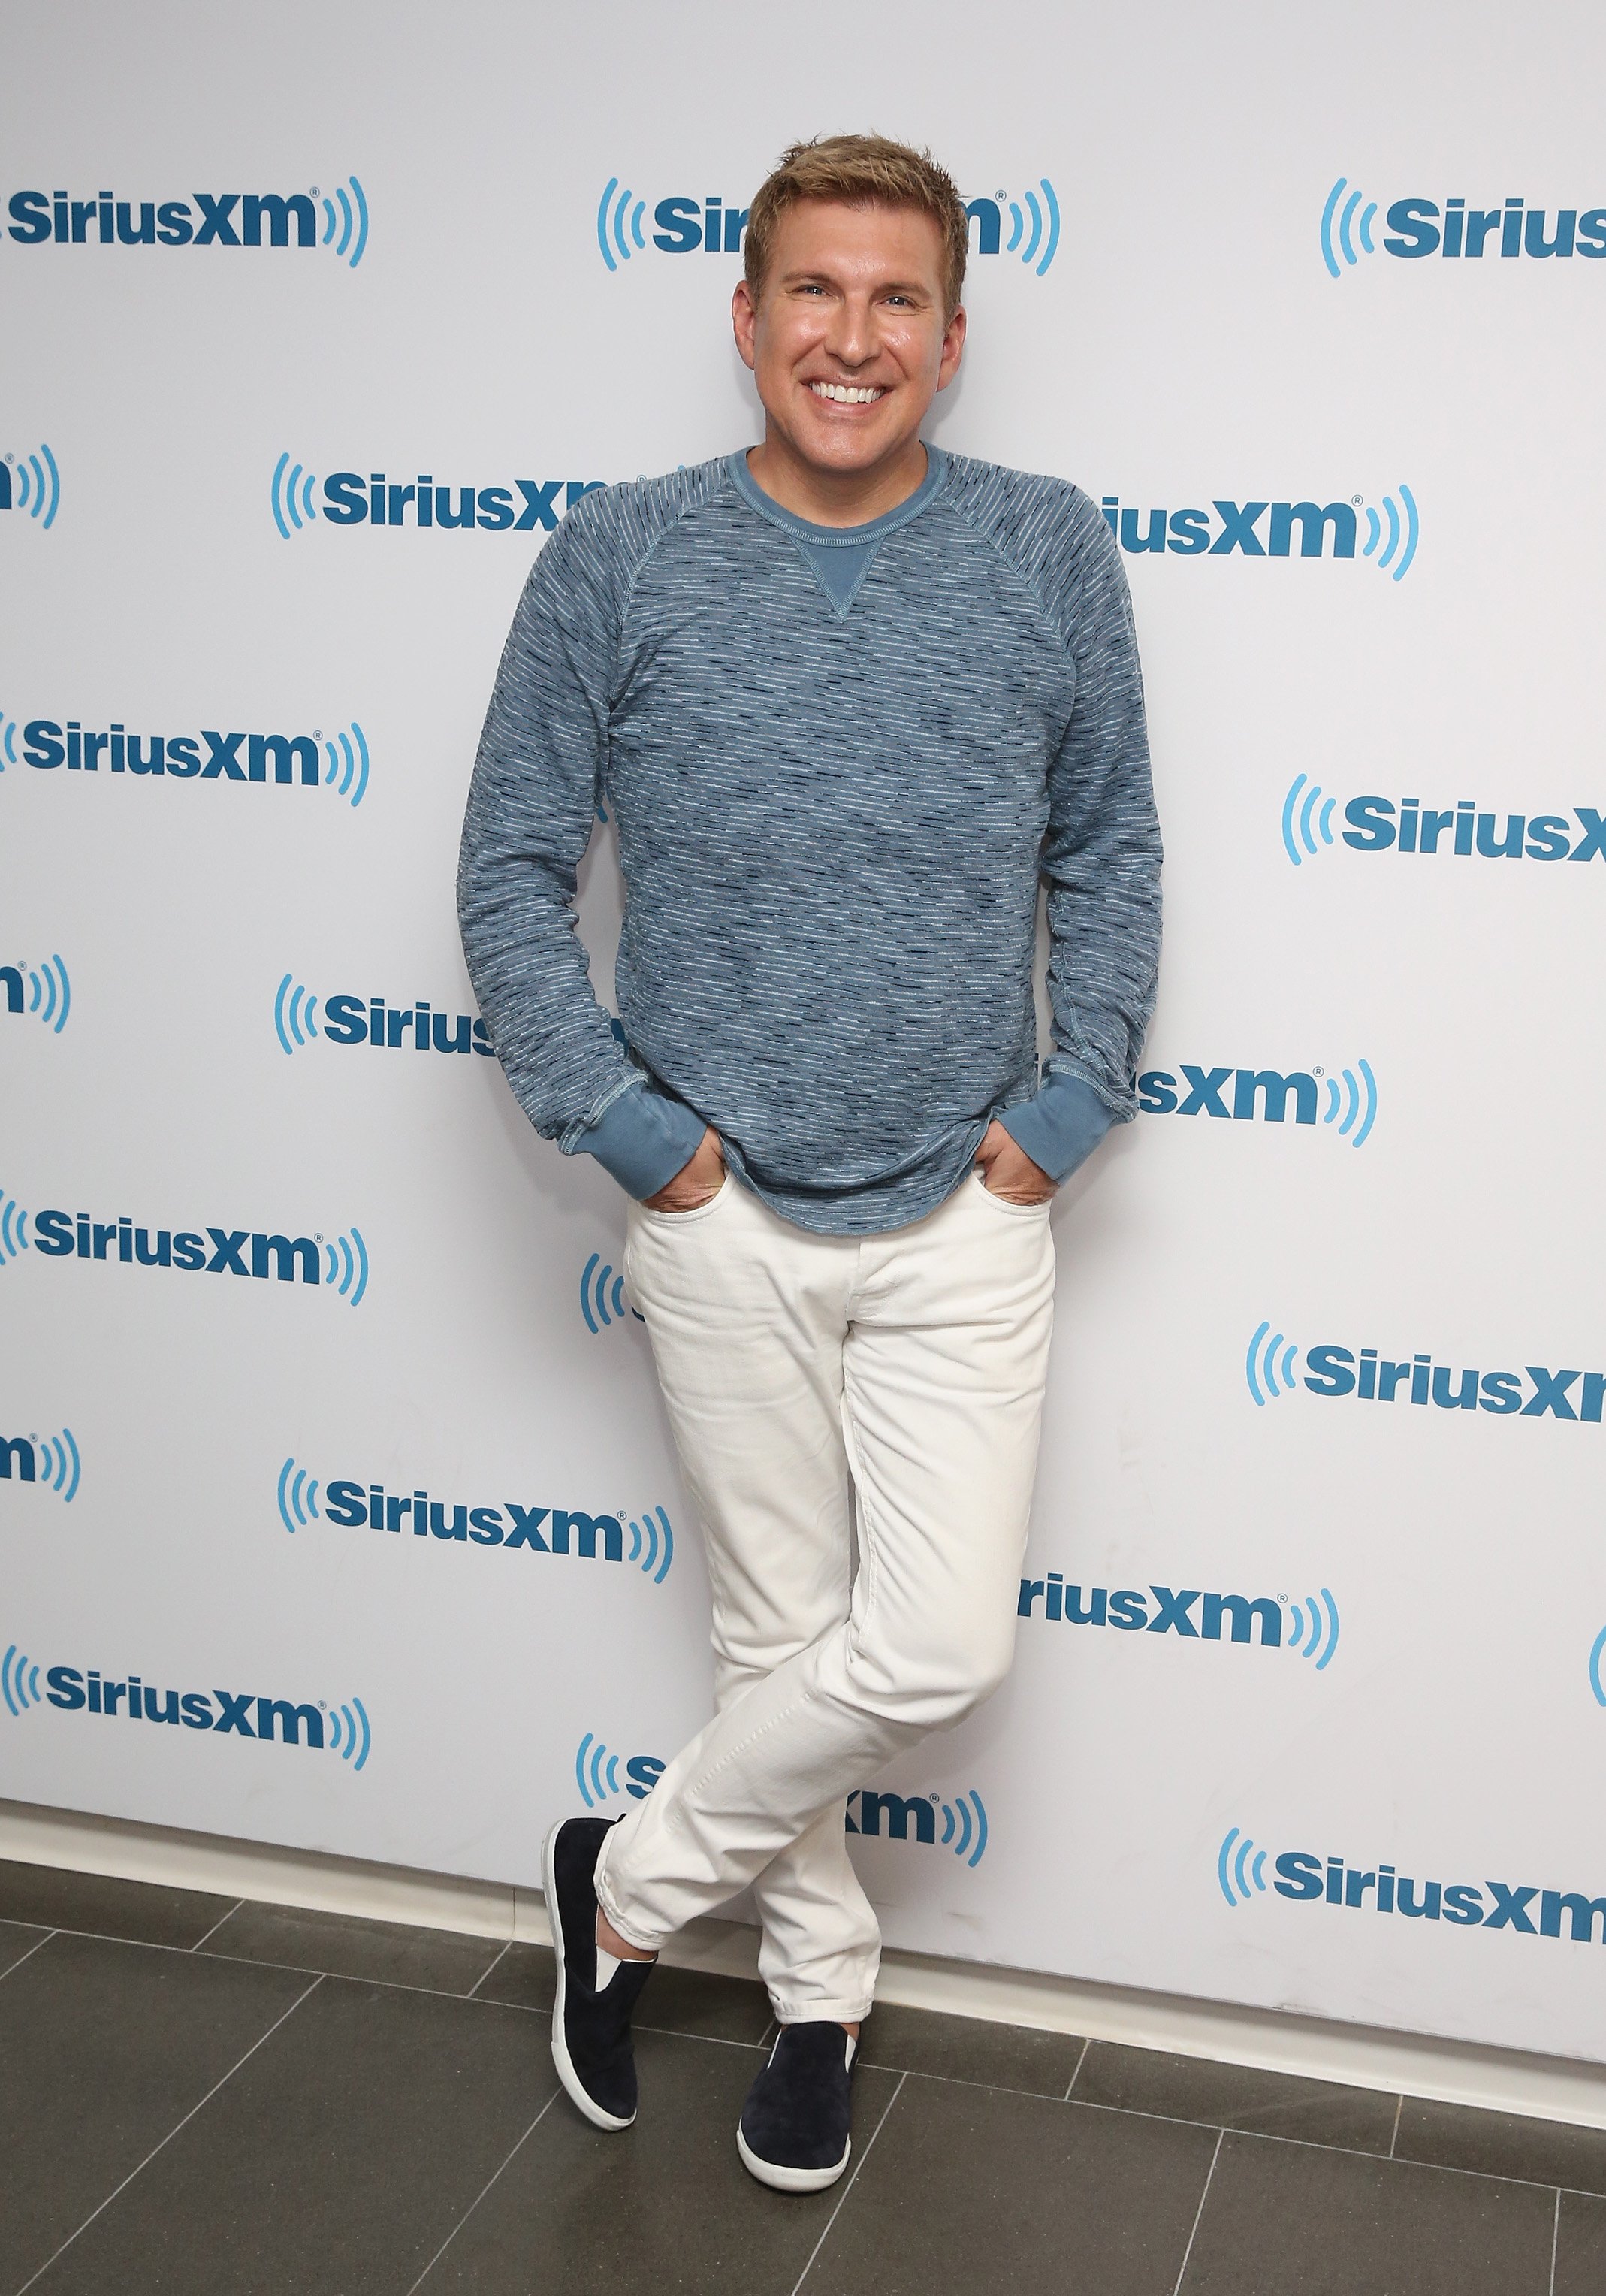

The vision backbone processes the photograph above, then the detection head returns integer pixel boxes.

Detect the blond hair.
[744,134,969,319]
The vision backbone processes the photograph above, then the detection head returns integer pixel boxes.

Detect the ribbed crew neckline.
[726,445,947,548]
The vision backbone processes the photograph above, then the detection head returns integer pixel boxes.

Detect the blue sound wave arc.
[273,974,322,1055]
[0,1192,31,1264]
[1318,1062,1377,1146]
[575,1732,623,1808]
[323,1228,370,1306]
[276,1456,322,1531]
[1589,1625,1606,1708]
[322,722,370,808]
[580,1250,644,1332]
[1245,1322,1299,1406]
[38,1429,80,1501]
[1281,774,1335,866]
[1287,1591,1339,1668]
[1217,1825,1269,1907]
[1,1643,43,1717]
[1034,179,1060,275]
[597,179,618,269]
[11,443,62,527]
[319,176,369,267]
[270,454,318,540]
[1363,488,1420,581]
[328,1696,371,1767]
[624,1505,674,1582]
[25,955,71,1032]
[1020,191,1043,268]
[1321,178,1374,276]
[0,714,17,767]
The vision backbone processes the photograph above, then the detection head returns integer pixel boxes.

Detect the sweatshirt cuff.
[569,1080,708,1199]
[997,1072,1115,1183]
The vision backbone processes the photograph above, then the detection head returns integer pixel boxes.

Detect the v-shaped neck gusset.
[726,446,947,621]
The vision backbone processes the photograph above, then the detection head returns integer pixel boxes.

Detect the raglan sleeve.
[997,498,1163,1182]
[455,503,708,1198]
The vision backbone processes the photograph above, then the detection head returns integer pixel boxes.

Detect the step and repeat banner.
[4,0,1604,2064]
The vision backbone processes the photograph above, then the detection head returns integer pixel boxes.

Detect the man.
[457,134,1160,2192]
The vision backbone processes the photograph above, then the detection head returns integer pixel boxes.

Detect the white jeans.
[593,1167,1055,2024]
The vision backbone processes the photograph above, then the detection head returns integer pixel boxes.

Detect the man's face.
[732,200,965,480]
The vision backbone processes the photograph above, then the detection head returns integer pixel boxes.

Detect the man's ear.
[732,279,759,373]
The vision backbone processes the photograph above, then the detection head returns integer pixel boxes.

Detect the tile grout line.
[13,1971,325,2296]
[0,1928,58,1986]
[14,1911,1606,2206]
[792,2071,907,2296]
[1064,2035,1091,2100]
[402,2086,561,2296]
[1389,2092,1404,2158]
[1170,2125,1224,2296]
[464,1940,512,1999]
[1549,2186,1561,2296]
[188,1899,245,1953]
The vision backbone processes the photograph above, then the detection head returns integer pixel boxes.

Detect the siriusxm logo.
[1,444,61,528]
[276,1461,674,1582]
[573,1724,987,1860]
[1321,179,1606,276]
[1218,1825,1606,1949]
[273,979,491,1059]
[575,1732,666,1808]
[1247,1322,1604,1424]
[595,179,1059,276]
[579,1249,642,1333]
[3,1198,369,1304]
[1,1427,80,1502]
[847,1787,990,1867]
[7,714,370,806]
[270,458,603,539]
[2,955,71,1034]
[1101,490,1418,579]
[1018,1576,1339,1668]
[1139,1061,1376,1147]
[1,1640,370,1766]
[6,180,369,267]
[1283,778,1606,869]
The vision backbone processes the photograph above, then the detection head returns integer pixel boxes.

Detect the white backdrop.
[4,0,1605,2066]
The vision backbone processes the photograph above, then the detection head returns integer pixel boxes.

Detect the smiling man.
[457,134,1161,2189]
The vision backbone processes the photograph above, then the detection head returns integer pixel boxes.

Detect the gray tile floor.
[0,1856,1600,2294]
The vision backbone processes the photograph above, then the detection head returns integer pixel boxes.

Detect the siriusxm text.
[1303,1349,1605,1421]
[324,998,493,1056]
[1140,1068,1320,1122]
[1381,200,1606,261]
[1100,497,1363,558]
[1342,798,1606,863]
[23,721,320,784]
[7,190,321,247]
[1276,1853,1606,1944]
[46,1666,329,1745]
[1017,1579,1281,1639]
[325,1481,629,1556]
[319,475,603,531]
[36,1210,323,1284]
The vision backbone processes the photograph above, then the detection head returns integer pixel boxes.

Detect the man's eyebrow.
[777,267,932,295]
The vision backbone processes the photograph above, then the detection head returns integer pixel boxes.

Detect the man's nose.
[821,298,876,367]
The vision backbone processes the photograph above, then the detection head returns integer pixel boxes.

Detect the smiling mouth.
[808,381,887,405]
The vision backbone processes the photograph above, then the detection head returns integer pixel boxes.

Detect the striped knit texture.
[457,451,1162,1234]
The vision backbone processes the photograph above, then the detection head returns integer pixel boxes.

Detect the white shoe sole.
[542,1820,635,2132]
[736,2122,851,2192]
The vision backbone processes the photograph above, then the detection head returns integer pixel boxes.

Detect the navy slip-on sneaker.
[737,2020,857,2192]
[543,1817,657,2131]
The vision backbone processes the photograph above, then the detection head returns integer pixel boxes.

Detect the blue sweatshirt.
[457,446,1161,1236]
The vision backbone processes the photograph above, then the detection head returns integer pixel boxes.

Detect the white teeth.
[810,382,883,403]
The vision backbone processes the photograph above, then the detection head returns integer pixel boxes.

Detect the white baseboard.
[5,1795,1603,2130]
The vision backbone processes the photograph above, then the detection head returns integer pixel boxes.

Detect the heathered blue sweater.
[457,447,1161,1235]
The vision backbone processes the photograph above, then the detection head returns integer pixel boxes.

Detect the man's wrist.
[997,1074,1115,1183]
[570,1083,709,1198]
